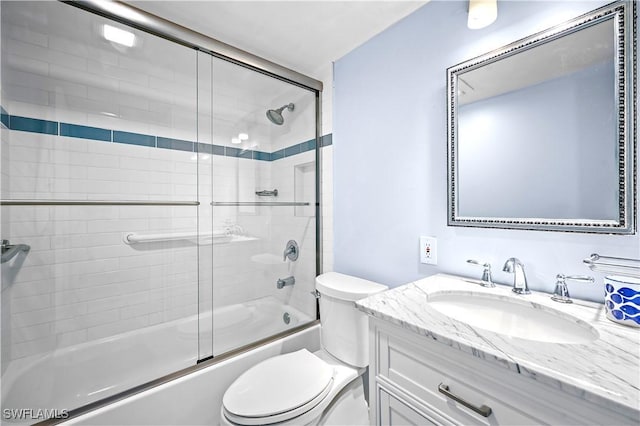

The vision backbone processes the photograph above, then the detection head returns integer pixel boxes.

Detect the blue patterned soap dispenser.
[604,276,640,327]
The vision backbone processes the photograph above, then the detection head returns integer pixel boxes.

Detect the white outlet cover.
[420,236,437,265]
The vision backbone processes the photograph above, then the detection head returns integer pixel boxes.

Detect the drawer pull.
[438,383,493,418]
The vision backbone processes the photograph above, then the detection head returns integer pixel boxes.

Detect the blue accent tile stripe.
[60,123,111,142]
[271,149,285,161]
[225,146,242,158]
[301,139,317,152]
[113,131,156,147]
[1,107,9,129]
[212,144,225,156]
[253,151,271,161]
[284,144,301,158]
[157,137,194,152]
[196,142,213,155]
[10,116,58,135]
[239,149,252,159]
[1,108,332,160]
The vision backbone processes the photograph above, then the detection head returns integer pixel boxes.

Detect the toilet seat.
[222,349,334,425]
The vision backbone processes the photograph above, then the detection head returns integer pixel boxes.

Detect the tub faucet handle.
[283,240,299,261]
[466,259,494,287]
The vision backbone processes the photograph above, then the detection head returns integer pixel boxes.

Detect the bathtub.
[1,296,313,424]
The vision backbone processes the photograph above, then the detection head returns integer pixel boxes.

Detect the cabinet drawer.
[376,383,453,426]
[378,338,540,425]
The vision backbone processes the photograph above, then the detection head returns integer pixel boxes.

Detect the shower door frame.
[27,1,324,424]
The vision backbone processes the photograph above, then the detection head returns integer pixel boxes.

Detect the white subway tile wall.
[1,1,329,367]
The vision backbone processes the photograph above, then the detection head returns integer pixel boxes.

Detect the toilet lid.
[223,349,334,422]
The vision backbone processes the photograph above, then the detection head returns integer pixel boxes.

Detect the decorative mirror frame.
[447,1,636,234]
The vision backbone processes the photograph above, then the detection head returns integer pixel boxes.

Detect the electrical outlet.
[420,236,437,265]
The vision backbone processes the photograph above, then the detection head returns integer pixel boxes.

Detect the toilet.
[220,272,388,426]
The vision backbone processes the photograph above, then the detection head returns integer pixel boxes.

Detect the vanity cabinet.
[369,318,636,426]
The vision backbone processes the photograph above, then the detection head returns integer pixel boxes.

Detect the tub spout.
[277,276,295,289]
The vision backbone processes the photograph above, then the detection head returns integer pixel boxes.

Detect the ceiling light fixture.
[238,133,249,141]
[468,0,497,30]
[231,137,241,144]
[103,24,136,47]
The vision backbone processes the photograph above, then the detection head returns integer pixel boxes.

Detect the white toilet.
[220,272,388,426]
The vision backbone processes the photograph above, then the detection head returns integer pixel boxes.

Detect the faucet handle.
[551,274,594,303]
[467,259,495,287]
[283,240,299,262]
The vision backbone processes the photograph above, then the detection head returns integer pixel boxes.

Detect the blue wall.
[333,0,638,302]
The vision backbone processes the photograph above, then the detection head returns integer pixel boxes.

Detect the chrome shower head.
[266,103,294,125]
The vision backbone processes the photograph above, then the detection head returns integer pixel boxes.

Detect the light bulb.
[468,0,497,30]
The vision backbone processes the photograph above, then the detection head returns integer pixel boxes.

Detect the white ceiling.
[126,1,428,78]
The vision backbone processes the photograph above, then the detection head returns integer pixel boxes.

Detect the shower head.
[266,103,294,125]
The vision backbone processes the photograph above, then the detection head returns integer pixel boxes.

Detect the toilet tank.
[315,272,387,368]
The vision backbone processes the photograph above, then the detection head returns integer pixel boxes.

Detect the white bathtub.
[1,297,313,424]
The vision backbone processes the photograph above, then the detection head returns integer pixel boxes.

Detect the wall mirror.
[447,1,636,233]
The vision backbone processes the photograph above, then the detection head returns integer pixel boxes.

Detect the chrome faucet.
[502,258,530,294]
[467,259,495,287]
[277,276,295,289]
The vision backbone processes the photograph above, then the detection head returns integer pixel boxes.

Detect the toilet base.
[316,375,369,426]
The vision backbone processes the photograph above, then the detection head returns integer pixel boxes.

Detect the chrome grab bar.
[123,231,229,244]
[255,189,278,197]
[583,253,640,277]
[438,383,492,418]
[1,239,30,263]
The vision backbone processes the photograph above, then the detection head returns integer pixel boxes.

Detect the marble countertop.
[356,274,640,419]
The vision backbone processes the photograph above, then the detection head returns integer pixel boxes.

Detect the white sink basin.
[428,292,599,344]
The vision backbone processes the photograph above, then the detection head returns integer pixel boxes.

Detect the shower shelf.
[211,201,311,207]
[0,200,199,206]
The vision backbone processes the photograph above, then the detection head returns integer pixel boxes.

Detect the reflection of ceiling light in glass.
[238,133,249,140]
[231,137,241,144]
[103,24,136,47]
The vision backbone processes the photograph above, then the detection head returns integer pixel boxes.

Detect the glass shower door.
[0,1,201,418]
[205,57,319,358]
